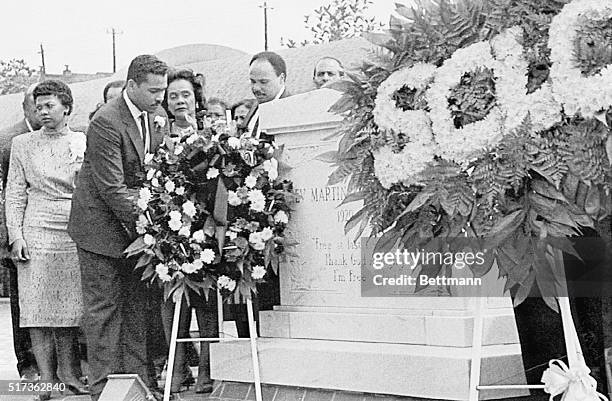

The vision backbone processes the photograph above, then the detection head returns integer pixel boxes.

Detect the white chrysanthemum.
[250,200,266,213]
[244,175,257,188]
[199,248,216,264]
[491,26,561,131]
[228,191,242,206]
[151,178,160,187]
[192,229,205,243]
[180,262,199,274]
[252,265,266,280]
[146,169,155,181]
[182,201,197,218]
[427,41,504,164]
[373,142,436,188]
[175,186,185,196]
[143,234,156,246]
[226,230,238,241]
[260,227,274,241]
[178,225,191,237]
[217,275,236,292]
[206,168,219,179]
[168,219,182,231]
[144,153,154,164]
[227,136,241,149]
[548,0,612,118]
[139,187,152,203]
[274,211,289,224]
[136,214,148,234]
[186,133,199,145]
[164,180,175,193]
[137,198,148,211]
[373,62,437,144]
[155,264,172,282]
[247,189,265,205]
[174,145,184,155]
[169,210,182,221]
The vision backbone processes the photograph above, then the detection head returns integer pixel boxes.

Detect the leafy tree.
[0,59,39,96]
[281,0,385,48]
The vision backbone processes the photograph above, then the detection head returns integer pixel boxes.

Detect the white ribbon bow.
[541,359,607,401]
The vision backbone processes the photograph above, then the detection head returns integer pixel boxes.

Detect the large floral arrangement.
[125,121,296,302]
[328,0,612,308]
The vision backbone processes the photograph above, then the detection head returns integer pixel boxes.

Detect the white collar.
[25,118,34,132]
[123,90,146,120]
[274,86,286,101]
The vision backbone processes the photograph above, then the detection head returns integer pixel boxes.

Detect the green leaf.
[315,151,338,164]
[512,270,535,307]
[338,191,366,207]
[487,210,524,237]
[124,236,148,257]
[373,228,400,254]
[344,206,368,235]
[135,253,153,269]
[406,191,433,212]
[364,32,394,48]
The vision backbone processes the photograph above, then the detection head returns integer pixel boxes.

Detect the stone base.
[210,338,528,400]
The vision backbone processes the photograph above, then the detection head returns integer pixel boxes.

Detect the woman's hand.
[10,239,30,262]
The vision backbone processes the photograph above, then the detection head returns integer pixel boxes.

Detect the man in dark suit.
[0,84,41,381]
[234,52,291,336]
[68,55,169,401]
[242,51,292,139]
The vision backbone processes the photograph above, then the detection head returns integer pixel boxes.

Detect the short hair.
[33,79,74,115]
[126,55,168,85]
[162,68,205,116]
[249,51,287,77]
[231,98,256,118]
[313,57,344,77]
[103,80,125,102]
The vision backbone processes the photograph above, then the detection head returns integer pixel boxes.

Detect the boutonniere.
[154,116,167,129]
[68,135,86,163]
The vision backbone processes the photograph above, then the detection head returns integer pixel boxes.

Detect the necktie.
[139,112,150,154]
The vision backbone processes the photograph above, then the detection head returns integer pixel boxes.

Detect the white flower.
[144,153,154,164]
[143,233,156,246]
[169,210,182,221]
[373,142,436,188]
[199,248,216,264]
[206,168,219,179]
[226,230,238,241]
[227,136,241,149]
[137,198,148,211]
[164,180,175,193]
[154,116,167,128]
[139,187,152,203]
[174,145,184,155]
[182,200,197,218]
[151,178,160,187]
[217,275,236,292]
[68,134,86,162]
[168,219,182,231]
[249,232,266,250]
[548,0,612,118]
[156,171,162,177]
[244,175,257,188]
[274,211,289,224]
[180,262,199,274]
[247,189,265,205]
[252,265,266,280]
[192,229,205,243]
[146,169,156,181]
[228,191,242,206]
[427,40,504,164]
[178,225,191,237]
[155,264,172,282]
[136,214,149,234]
[175,186,185,195]
[373,62,437,144]
[249,138,260,146]
[260,227,274,241]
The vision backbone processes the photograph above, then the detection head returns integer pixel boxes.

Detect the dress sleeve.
[4,139,28,245]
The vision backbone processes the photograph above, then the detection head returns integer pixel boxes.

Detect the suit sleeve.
[86,116,136,227]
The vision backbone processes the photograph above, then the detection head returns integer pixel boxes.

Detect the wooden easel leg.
[469,297,486,401]
[163,296,182,401]
[246,298,263,401]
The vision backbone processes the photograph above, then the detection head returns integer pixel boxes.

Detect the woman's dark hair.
[103,80,125,103]
[162,68,205,118]
[33,79,74,115]
[230,99,256,118]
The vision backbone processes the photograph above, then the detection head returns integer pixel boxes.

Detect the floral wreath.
[548,0,612,118]
[372,62,437,145]
[373,141,437,189]
[426,41,505,164]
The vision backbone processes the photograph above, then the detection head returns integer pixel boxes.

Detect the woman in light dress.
[5,80,88,399]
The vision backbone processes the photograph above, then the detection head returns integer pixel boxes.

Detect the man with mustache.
[68,55,169,401]
[242,51,291,139]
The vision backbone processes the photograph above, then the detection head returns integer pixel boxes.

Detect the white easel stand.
[163,290,263,401]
